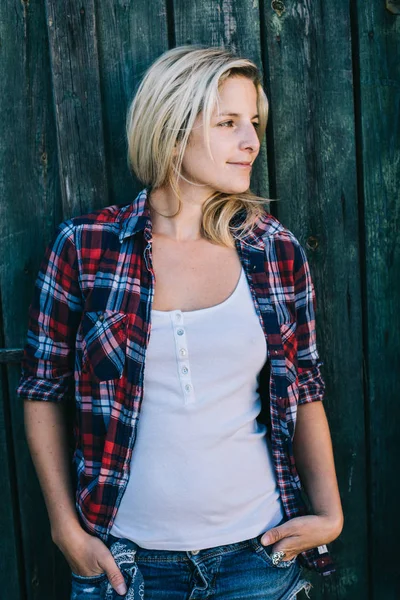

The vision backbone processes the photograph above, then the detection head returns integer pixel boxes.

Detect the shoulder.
[256,211,305,256]
[53,202,132,246]
[251,211,312,282]
[69,203,128,232]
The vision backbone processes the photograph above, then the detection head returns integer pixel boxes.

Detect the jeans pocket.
[71,572,107,599]
[252,538,299,570]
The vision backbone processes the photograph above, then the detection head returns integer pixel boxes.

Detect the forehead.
[214,76,258,113]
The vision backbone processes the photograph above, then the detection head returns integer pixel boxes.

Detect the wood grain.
[355,2,400,597]
[0,0,398,597]
[261,2,367,597]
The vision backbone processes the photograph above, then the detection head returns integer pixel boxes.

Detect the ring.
[271,550,286,565]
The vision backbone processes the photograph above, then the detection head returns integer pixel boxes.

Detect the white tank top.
[110,266,285,550]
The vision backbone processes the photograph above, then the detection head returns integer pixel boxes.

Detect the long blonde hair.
[126,45,271,247]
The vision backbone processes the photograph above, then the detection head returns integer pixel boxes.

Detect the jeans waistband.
[106,532,276,562]
[106,516,287,558]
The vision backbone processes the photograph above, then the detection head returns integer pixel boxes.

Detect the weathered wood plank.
[355,2,400,598]
[0,0,70,598]
[1,1,169,598]
[261,2,367,597]
[44,0,108,217]
[0,349,24,364]
[1,1,397,599]
[94,0,169,204]
[0,364,22,598]
[172,0,270,198]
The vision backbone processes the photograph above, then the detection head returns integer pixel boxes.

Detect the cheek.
[182,143,223,175]
[181,148,209,176]
[181,132,234,179]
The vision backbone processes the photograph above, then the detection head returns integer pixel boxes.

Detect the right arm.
[17,222,126,595]
[24,400,127,595]
[24,400,114,574]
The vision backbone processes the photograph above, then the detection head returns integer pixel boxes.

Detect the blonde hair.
[126,45,272,247]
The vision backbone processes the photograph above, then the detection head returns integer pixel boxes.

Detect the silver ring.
[271,550,286,565]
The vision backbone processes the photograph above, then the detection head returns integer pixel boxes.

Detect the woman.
[17,46,343,599]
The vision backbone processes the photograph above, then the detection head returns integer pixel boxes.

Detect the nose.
[239,122,260,154]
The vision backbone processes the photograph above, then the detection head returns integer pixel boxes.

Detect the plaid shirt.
[16,187,335,576]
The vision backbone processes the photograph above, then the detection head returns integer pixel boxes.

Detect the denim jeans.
[70,533,312,600]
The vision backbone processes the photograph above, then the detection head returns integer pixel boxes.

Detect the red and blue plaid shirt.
[16,187,335,575]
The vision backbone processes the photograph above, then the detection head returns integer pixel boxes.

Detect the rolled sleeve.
[16,220,83,403]
[293,238,326,405]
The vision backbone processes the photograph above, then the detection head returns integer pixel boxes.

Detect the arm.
[17,223,126,594]
[24,400,80,540]
[260,401,343,557]
[290,235,343,526]
[293,401,343,529]
[24,400,126,594]
[260,236,343,557]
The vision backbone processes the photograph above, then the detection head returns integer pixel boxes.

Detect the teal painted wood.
[2,1,173,598]
[0,0,66,597]
[1,1,398,598]
[261,2,368,598]
[0,371,22,598]
[45,0,108,218]
[355,2,400,598]
[94,0,169,205]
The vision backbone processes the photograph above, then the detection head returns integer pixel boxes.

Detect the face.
[178,76,261,195]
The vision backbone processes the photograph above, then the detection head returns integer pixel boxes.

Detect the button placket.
[171,311,195,404]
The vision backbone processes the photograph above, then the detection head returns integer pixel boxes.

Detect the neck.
[148,183,214,242]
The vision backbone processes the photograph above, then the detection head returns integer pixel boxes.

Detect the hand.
[260,514,343,562]
[53,525,127,596]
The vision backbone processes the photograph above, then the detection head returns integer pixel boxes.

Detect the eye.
[252,122,260,130]
[218,120,235,127]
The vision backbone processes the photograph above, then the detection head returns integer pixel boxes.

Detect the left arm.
[261,402,344,560]
[260,236,343,557]
[293,401,343,528]
[260,402,344,557]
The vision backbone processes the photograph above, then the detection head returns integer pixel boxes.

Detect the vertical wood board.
[261,2,367,597]
[355,2,400,598]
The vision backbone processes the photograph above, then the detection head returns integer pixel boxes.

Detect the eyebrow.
[217,113,259,119]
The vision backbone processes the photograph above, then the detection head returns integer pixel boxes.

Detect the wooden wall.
[0,1,398,598]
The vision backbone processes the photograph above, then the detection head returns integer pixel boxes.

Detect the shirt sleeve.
[293,238,326,405]
[15,220,83,403]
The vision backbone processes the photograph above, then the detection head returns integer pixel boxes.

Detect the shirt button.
[184,384,192,393]
[177,329,184,336]
[191,549,200,555]
[175,312,182,320]
[98,314,105,322]
[182,366,189,375]
[179,348,187,357]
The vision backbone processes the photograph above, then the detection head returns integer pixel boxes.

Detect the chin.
[221,183,250,195]
[215,179,251,195]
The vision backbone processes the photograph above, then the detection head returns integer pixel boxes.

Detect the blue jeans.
[70,533,312,599]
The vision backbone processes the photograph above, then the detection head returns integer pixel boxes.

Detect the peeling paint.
[348,450,357,493]
[295,1,311,36]
[65,174,71,205]
[222,0,237,41]
[270,14,284,37]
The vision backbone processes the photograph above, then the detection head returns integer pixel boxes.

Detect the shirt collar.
[118,187,281,250]
[117,187,152,243]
